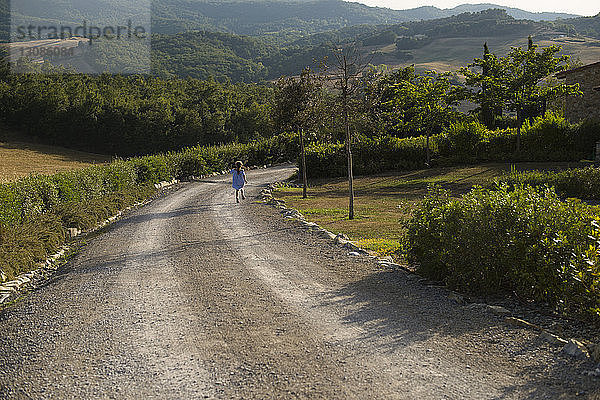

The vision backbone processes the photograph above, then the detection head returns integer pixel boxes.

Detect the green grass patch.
[274,162,589,258]
[356,238,404,258]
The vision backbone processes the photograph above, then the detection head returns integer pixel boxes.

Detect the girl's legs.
[235,189,240,203]
[241,188,246,200]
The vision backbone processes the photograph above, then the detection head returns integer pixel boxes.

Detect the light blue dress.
[231,169,246,190]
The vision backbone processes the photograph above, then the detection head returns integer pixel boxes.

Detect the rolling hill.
[2,0,583,40]
[149,9,600,81]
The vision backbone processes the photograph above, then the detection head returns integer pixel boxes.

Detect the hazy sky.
[355,0,599,17]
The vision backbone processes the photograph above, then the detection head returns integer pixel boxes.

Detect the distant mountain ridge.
[151,0,580,36]
[2,0,584,39]
[400,3,580,21]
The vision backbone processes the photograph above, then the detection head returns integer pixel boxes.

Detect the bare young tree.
[330,45,371,220]
[274,66,324,198]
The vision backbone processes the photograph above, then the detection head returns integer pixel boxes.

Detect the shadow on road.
[319,268,598,399]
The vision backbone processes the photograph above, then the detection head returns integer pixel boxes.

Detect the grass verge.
[273,162,587,258]
[0,184,156,281]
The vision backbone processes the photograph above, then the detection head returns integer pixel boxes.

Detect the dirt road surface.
[1,165,598,399]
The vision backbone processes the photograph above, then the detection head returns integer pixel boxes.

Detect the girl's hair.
[235,161,243,172]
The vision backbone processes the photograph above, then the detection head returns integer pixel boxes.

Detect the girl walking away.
[231,161,248,203]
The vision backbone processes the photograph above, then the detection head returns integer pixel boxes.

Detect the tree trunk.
[299,127,308,198]
[343,96,354,220]
[516,107,522,154]
[426,134,431,167]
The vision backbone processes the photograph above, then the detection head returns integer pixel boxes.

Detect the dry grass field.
[377,34,600,73]
[0,129,110,182]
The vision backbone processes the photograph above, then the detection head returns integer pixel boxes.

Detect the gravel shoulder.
[0,164,598,399]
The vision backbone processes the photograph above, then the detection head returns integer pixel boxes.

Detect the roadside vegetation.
[275,160,600,322]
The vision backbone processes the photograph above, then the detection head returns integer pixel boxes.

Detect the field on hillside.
[0,134,110,182]
[274,162,590,257]
[376,34,600,73]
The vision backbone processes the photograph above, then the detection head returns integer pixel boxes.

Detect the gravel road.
[0,164,598,399]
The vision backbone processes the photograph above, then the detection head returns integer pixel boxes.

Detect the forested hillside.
[555,13,600,38]
[1,0,581,41]
[151,31,274,82]
[150,9,599,81]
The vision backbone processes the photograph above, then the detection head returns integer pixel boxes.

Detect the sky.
[355,0,599,17]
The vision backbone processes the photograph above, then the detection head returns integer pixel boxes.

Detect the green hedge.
[304,135,431,178]
[0,133,298,280]
[304,114,600,178]
[497,167,600,200]
[406,184,600,321]
[0,133,298,227]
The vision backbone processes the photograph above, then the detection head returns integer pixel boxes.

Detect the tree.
[330,45,370,220]
[503,42,580,152]
[385,70,465,165]
[463,39,581,152]
[460,43,506,129]
[361,65,417,137]
[274,66,323,198]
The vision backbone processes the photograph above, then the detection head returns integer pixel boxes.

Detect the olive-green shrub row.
[0,133,298,280]
[304,113,600,178]
[406,184,600,322]
[496,167,600,200]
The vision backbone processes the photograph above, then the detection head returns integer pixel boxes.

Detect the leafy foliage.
[406,184,600,321]
[0,71,277,155]
[497,166,600,200]
[304,114,600,178]
[461,41,580,131]
[383,69,466,137]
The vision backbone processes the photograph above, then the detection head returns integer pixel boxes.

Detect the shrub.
[304,135,429,178]
[572,119,600,159]
[437,121,488,161]
[497,167,600,200]
[406,184,600,321]
[520,112,574,160]
[303,113,599,179]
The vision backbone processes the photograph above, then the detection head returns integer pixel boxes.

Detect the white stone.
[0,285,15,293]
[487,305,511,315]
[322,231,337,240]
[562,339,590,359]
[540,331,568,346]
